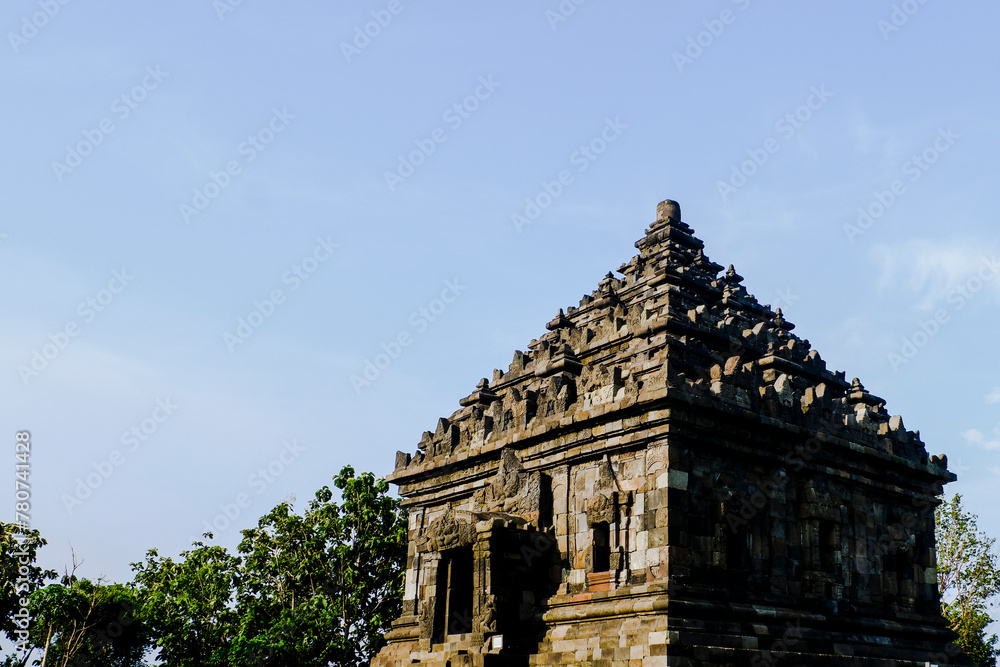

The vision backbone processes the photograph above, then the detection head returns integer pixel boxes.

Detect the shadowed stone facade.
[371,200,967,666]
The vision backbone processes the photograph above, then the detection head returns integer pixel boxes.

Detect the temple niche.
[371,200,968,666]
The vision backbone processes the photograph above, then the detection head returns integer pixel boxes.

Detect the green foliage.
[25,578,151,667]
[132,465,407,667]
[131,542,241,666]
[945,603,999,667]
[1,523,56,665]
[936,493,1000,667]
[3,528,149,667]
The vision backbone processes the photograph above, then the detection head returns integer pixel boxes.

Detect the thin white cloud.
[964,428,1000,451]
[872,240,1000,310]
[987,388,1000,404]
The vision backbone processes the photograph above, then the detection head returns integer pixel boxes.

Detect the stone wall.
[371,200,967,667]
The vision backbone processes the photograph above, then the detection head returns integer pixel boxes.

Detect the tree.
[1,524,56,666]
[235,466,407,665]
[936,493,1000,666]
[132,465,407,666]
[131,541,241,666]
[24,577,151,667]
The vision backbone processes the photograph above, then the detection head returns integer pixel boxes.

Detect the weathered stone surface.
[419,508,477,553]
[371,200,968,666]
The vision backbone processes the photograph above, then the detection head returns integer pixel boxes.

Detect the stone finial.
[460,378,500,407]
[773,308,795,331]
[546,308,573,331]
[847,377,885,409]
[637,199,699,250]
[657,199,682,222]
[723,265,744,284]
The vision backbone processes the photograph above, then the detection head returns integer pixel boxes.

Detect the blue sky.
[2,1,999,589]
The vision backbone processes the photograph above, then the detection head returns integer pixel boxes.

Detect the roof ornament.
[723,264,744,284]
[773,308,795,331]
[656,199,682,222]
[546,308,574,331]
[460,378,501,407]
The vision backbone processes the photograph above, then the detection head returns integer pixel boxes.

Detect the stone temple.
[371,200,965,666]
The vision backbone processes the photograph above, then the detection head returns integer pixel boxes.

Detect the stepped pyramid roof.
[390,199,951,486]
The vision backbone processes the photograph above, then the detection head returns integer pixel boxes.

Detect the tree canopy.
[132,465,407,666]
[2,466,405,667]
[1,524,56,665]
[24,577,150,667]
[936,493,1000,667]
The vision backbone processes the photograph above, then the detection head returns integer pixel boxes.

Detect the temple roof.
[390,200,951,483]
